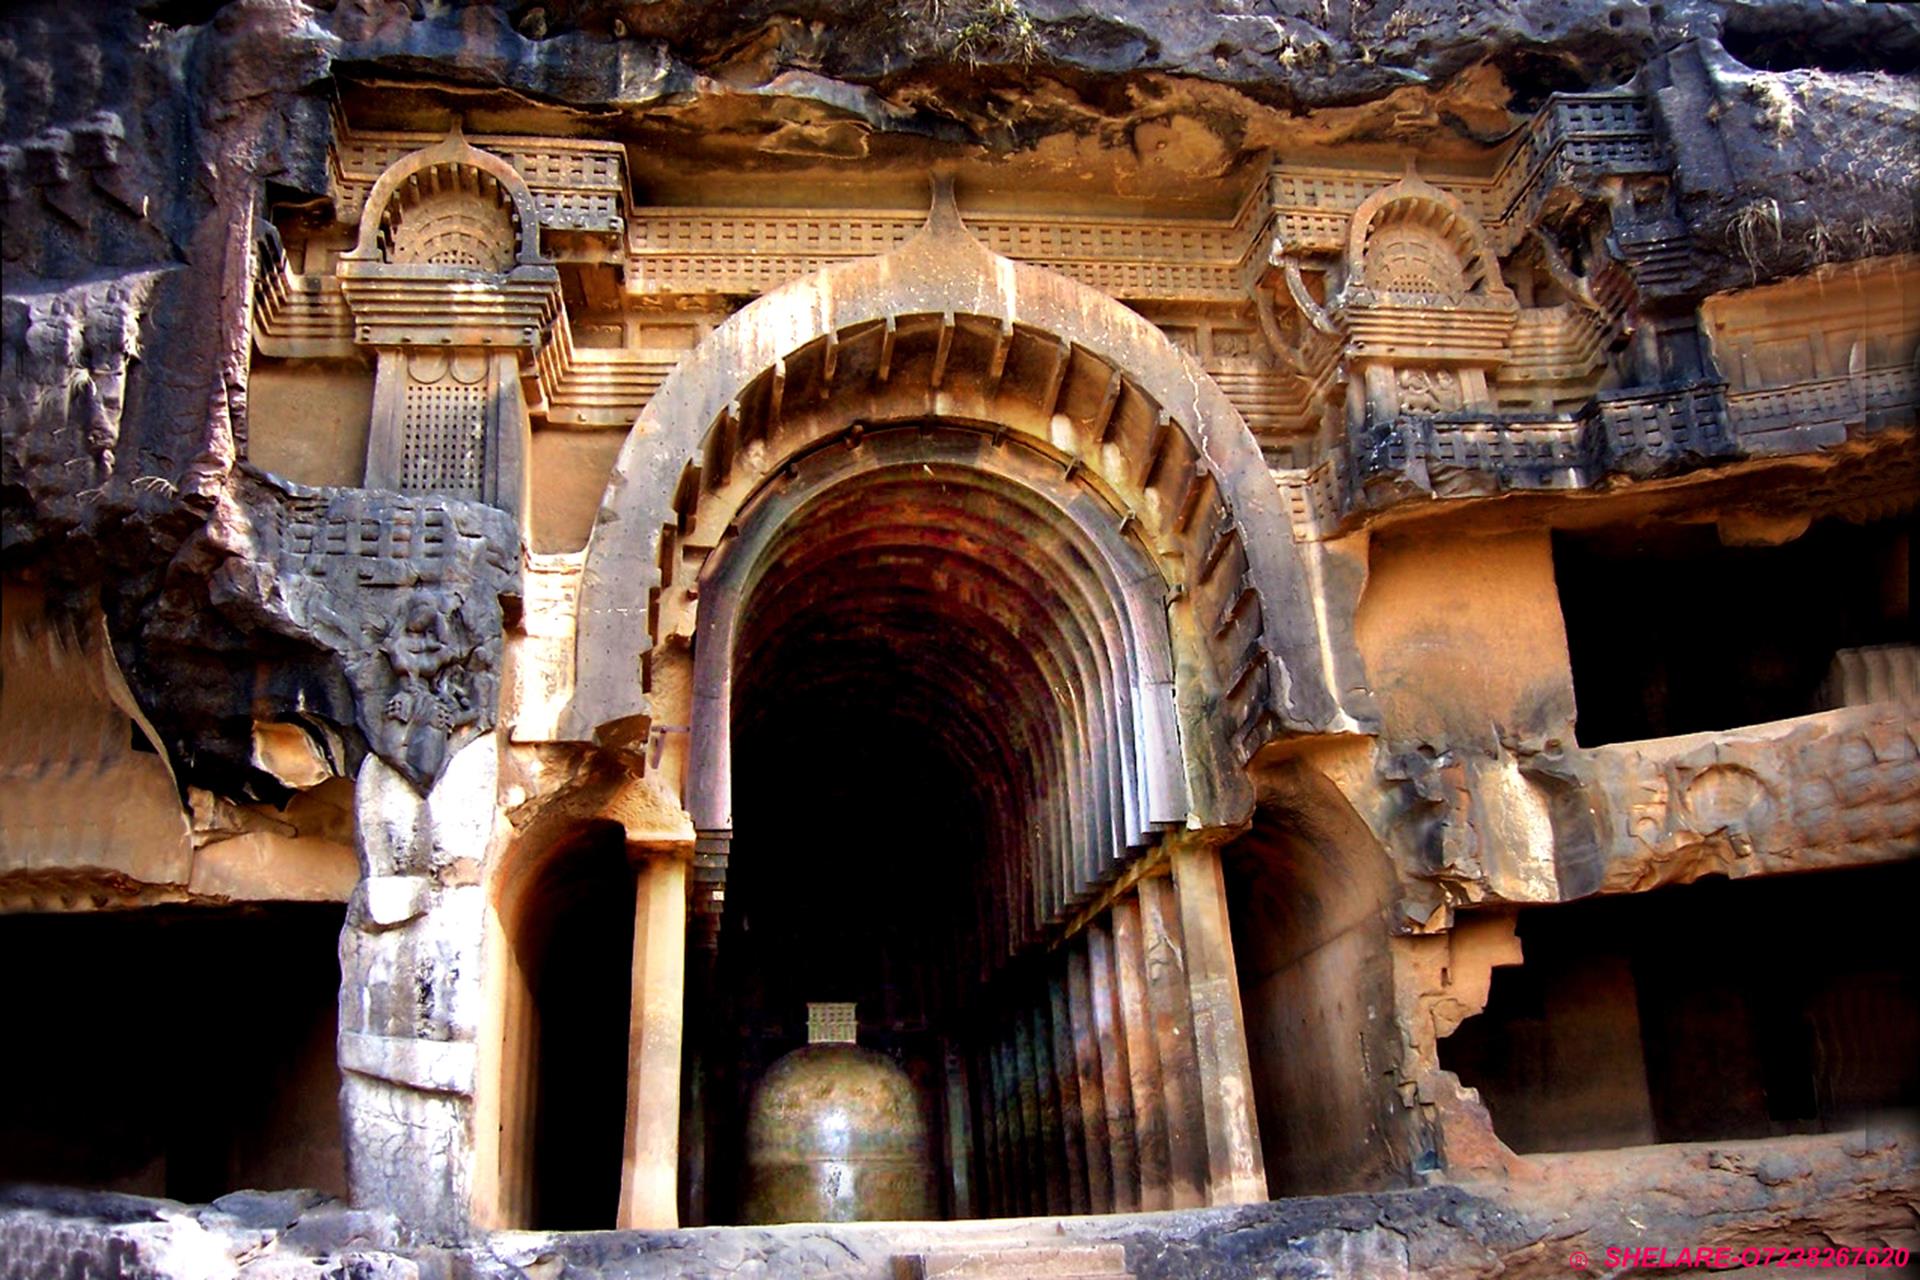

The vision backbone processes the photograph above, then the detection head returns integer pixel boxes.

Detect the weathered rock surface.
[3,1129,1914,1278]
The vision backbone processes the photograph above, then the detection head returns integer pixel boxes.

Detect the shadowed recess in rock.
[0,905,347,1202]
[1442,862,1920,1154]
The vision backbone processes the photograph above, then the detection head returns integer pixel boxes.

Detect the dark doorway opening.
[1441,862,1920,1153]
[1221,784,1413,1197]
[511,823,637,1230]
[693,691,981,1225]
[682,427,1191,1226]
[0,904,347,1200]
[1554,516,1911,746]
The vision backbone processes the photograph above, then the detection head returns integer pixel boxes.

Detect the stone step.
[908,1242,1132,1279]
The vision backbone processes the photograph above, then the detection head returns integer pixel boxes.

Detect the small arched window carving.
[378,165,520,272]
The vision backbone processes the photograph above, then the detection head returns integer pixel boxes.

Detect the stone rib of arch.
[650,314,1296,774]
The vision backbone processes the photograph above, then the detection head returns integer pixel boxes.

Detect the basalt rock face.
[3,0,1915,798]
[315,0,1920,117]
[2,1,1918,1272]
[2,0,344,795]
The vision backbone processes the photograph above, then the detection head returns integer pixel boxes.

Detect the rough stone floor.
[2,1129,1914,1280]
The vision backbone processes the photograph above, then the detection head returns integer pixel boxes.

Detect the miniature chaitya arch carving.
[344,128,544,273]
[332,130,560,523]
[1332,175,1521,422]
[1345,178,1511,304]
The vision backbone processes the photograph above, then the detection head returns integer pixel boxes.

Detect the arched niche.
[477,815,635,1231]
[343,129,545,272]
[566,183,1376,804]
[1222,759,1418,1197]
[1345,176,1513,304]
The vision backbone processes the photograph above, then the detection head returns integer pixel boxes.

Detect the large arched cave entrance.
[505,197,1375,1231]
[685,424,1185,1223]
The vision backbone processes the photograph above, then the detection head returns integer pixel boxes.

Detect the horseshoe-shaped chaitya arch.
[566,179,1378,780]
[340,125,547,271]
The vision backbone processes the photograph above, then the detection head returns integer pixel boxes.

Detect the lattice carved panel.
[386,188,517,272]
[1366,223,1470,297]
[400,352,491,498]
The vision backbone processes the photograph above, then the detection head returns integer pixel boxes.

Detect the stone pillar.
[1066,939,1115,1213]
[942,1043,976,1219]
[978,1045,1004,1218]
[1086,921,1139,1212]
[1111,894,1172,1210]
[1023,1004,1069,1214]
[1047,971,1092,1215]
[499,945,538,1222]
[1171,838,1268,1205]
[990,1036,1026,1215]
[339,736,502,1240]
[976,1045,1001,1217]
[616,847,688,1229]
[1138,875,1209,1208]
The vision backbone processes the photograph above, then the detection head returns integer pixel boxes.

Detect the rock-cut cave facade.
[1,2,1916,1276]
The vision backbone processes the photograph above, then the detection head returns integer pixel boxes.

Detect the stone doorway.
[479,189,1369,1233]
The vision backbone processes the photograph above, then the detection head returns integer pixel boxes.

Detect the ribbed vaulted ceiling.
[701,425,1185,984]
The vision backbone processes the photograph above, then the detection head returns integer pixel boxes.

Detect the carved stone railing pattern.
[625,182,1269,302]
[265,94,1672,462]
[328,111,628,236]
[1489,93,1664,243]
[1267,93,1662,258]
[276,94,1920,548]
[1725,368,1915,453]
[1591,379,1732,463]
[261,98,1918,555]
[1276,380,1751,537]
[1268,242,1917,536]
[621,95,1657,303]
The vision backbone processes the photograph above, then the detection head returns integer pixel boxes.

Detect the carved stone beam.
[1530,228,1601,313]
[1281,255,1342,338]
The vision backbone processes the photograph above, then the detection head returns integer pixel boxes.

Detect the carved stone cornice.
[1338,294,1520,365]
[336,266,563,355]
